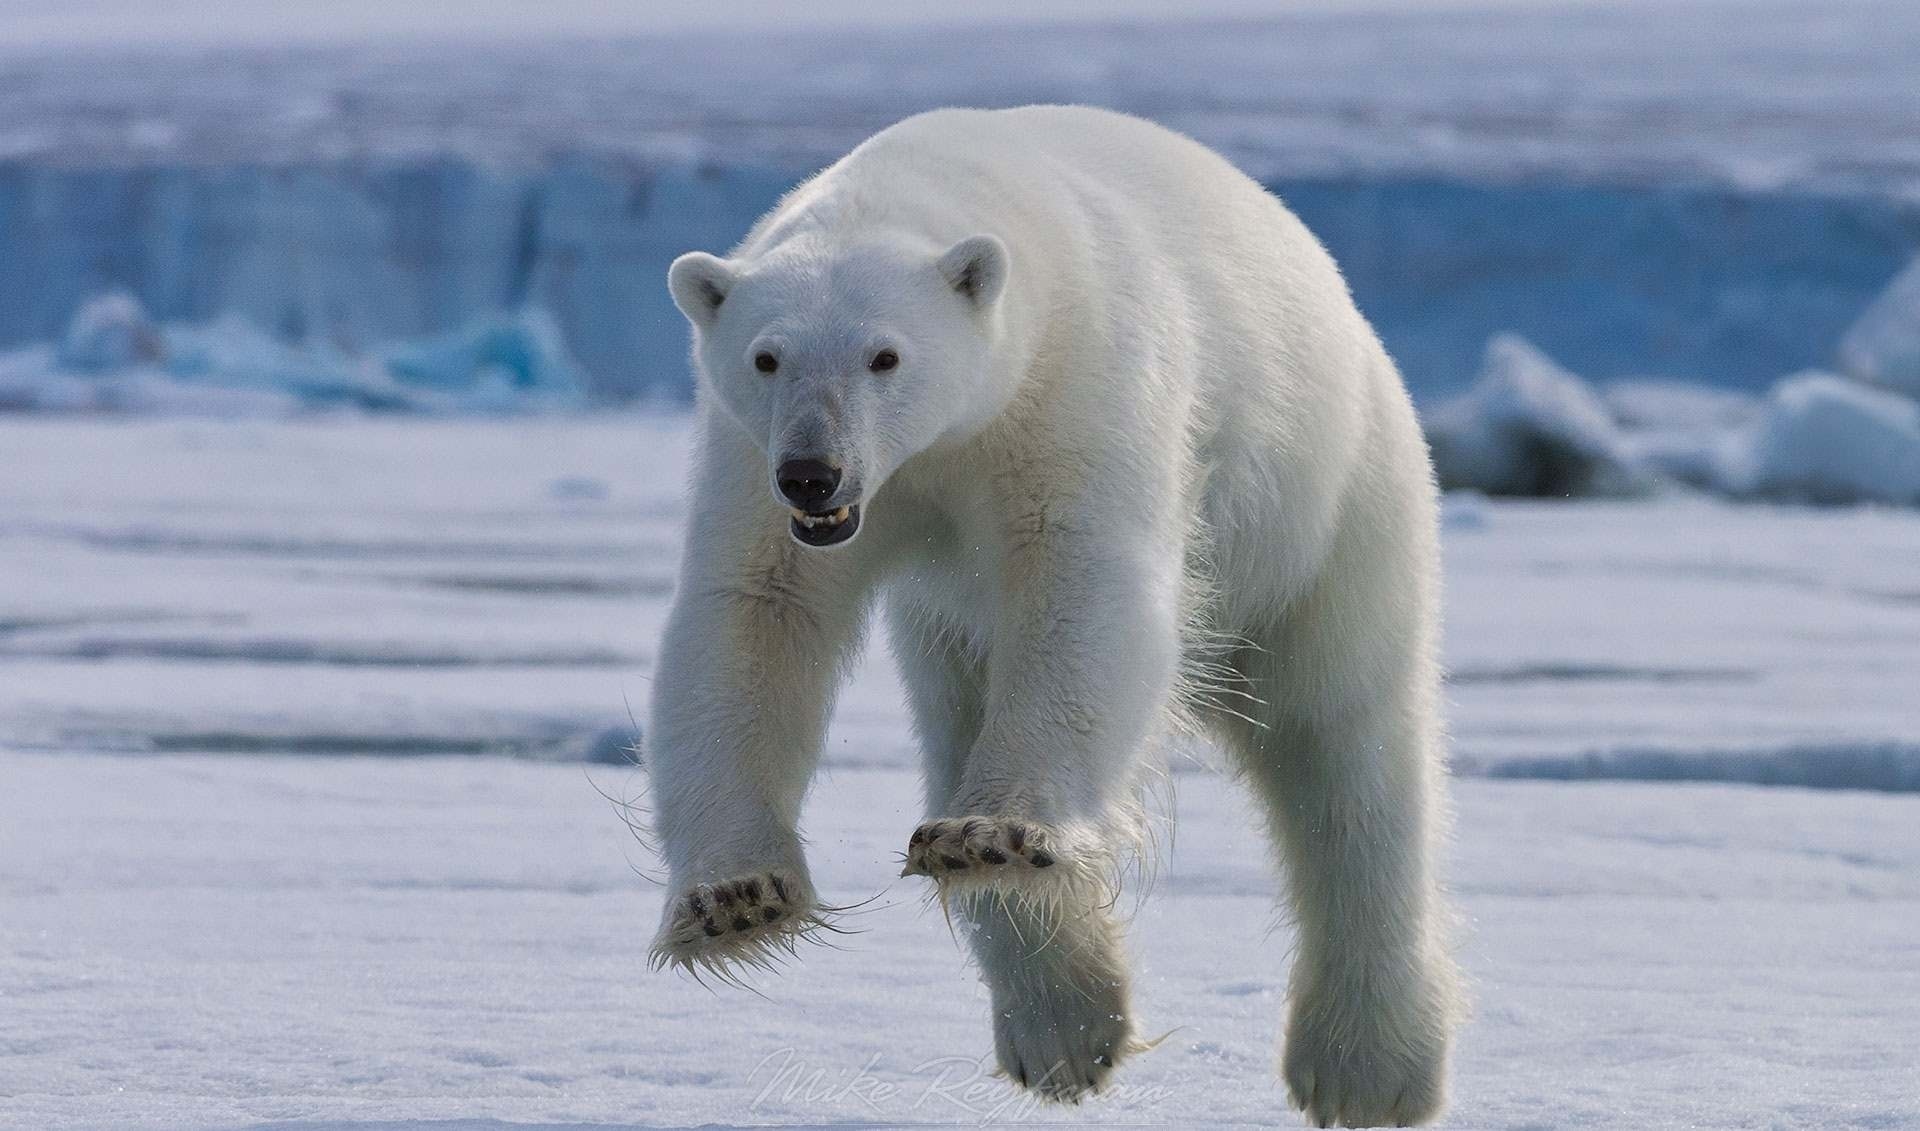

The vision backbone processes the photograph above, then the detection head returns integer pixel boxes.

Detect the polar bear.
[645,105,1461,1127]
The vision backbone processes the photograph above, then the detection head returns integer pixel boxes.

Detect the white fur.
[647,105,1462,1126]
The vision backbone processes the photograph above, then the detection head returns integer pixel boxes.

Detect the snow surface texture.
[3,417,1919,1129]
[1,4,1918,400]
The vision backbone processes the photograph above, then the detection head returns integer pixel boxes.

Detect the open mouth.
[788,504,861,548]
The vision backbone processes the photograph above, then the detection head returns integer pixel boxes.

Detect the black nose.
[776,459,841,509]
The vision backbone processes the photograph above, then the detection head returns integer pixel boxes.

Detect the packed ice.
[0,2,1916,403]
[1426,256,1920,506]
[0,293,586,414]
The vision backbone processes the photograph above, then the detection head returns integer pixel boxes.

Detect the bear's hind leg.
[1214,507,1461,1127]
[888,600,1141,1102]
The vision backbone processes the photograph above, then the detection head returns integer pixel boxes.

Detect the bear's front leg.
[898,512,1176,1102]
[652,867,822,974]
[646,434,879,978]
[903,510,1183,909]
[890,595,1147,1103]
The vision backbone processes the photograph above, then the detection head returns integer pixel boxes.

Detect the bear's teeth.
[790,507,850,529]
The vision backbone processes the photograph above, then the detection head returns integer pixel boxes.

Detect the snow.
[3,5,1914,195]
[4,415,1920,1128]
[8,754,1920,1130]
[0,0,1839,51]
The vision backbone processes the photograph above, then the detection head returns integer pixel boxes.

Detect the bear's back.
[743,106,1302,272]
[851,106,1280,235]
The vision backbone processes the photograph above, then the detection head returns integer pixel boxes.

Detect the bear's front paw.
[650,869,820,977]
[996,978,1135,1104]
[901,816,1060,883]
[986,928,1142,1104]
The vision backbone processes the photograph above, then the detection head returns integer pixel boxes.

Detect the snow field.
[3,416,1918,1127]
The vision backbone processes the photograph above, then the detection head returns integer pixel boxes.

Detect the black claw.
[702,917,722,937]
[959,818,983,839]
[1008,826,1026,851]
[763,906,783,922]
[909,827,929,846]
[1028,849,1055,868]
[770,875,790,902]
[714,886,735,906]
[688,893,706,915]
[731,916,751,931]
[978,846,1008,865]
[939,853,969,870]
[742,879,761,902]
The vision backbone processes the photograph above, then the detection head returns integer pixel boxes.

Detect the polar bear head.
[668,232,1011,548]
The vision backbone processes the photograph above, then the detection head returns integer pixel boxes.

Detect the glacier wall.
[3,158,1916,402]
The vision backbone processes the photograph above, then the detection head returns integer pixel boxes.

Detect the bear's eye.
[753,351,779,375]
[869,349,899,373]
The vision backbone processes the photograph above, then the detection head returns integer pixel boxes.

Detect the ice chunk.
[56,292,164,372]
[1601,380,1759,432]
[0,345,66,411]
[1838,257,1920,399]
[1426,334,1654,497]
[1621,429,1743,494]
[380,309,587,408]
[163,316,393,407]
[1730,372,1920,504]
[1,297,586,415]
[1604,381,1760,492]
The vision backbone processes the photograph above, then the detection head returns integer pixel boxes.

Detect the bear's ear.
[938,235,1008,310]
[668,251,737,327]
